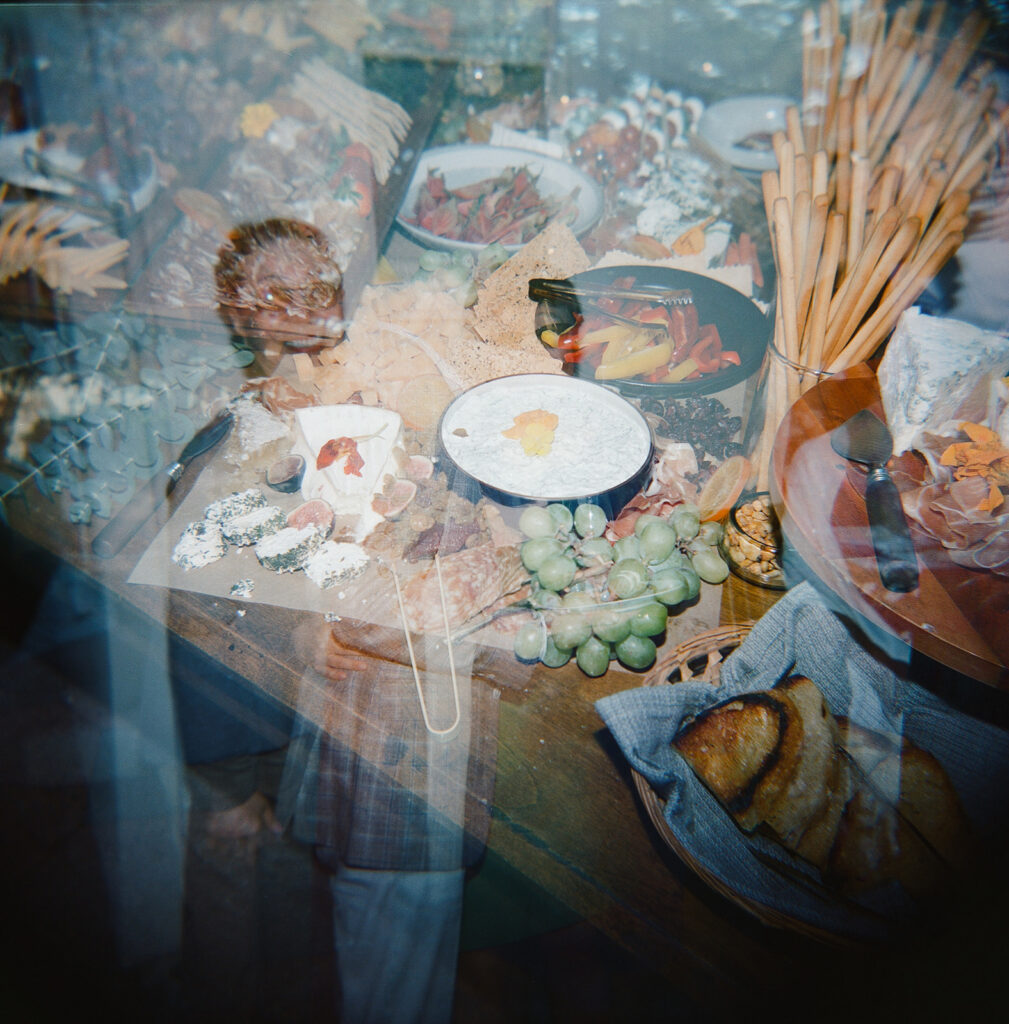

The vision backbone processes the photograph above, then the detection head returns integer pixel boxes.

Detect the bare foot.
[204,791,282,840]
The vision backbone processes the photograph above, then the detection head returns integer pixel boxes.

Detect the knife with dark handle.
[830,409,919,593]
[91,408,233,559]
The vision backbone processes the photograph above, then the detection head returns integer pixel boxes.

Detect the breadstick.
[803,210,845,377]
[827,230,963,372]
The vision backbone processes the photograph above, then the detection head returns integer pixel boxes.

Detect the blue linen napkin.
[596,581,1009,939]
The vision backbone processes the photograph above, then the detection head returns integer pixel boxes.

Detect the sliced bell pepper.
[594,341,672,380]
[719,350,741,366]
[661,357,698,383]
[689,324,723,374]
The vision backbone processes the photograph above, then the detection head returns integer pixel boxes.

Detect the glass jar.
[719,491,786,590]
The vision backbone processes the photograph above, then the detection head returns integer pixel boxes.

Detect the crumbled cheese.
[230,578,255,598]
[221,505,287,545]
[172,520,228,570]
[304,541,369,589]
[231,395,289,457]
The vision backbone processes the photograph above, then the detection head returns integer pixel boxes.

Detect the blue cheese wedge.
[254,525,324,573]
[303,541,369,589]
[204,488,268,523]
[878,308,1009,455]
[221,505,287,546]
[172,520,228,570]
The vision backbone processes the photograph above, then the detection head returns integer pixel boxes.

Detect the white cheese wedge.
[877,307,1009,455]
[292,405,404,541]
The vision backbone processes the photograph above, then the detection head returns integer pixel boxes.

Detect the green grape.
[577,536,614,567]
[550,611,592,650]
[681,565,701,600]
[698,520,724,546]
[576,635,611,677]
[561,590,597,611]
[573,503,606,539]
[638,521,678,564]
[521,537,562,572]
[519,505,556,539]
[629,601,668,638]
[592,607,633,644]
[691,546,730,584]
[686,536,712,557]
[615,633,657,671]
[547,503,574,534]
[513,621,546,661]
[672,507,700,541]
[612,534,641,562]
[537,553,577,592]
[541,636,571,668]
[530,586,562,611]
[649,568,690,606]
[649,548,688,574]
[608,558,648,599]
[633,513,667,537]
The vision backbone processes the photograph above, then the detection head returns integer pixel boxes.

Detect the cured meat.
[400,544,525,633]
[902,476,1009,574]
[242,376,319,414]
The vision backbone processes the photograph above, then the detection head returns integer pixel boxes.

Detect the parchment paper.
[127,420,723,656]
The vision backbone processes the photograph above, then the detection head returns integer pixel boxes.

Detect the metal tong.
[529,278,694,332]
[528,277,695,307]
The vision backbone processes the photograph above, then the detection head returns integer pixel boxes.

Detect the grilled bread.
[764,675,840,845]
[672,688,804,833]
[673,681,969,900]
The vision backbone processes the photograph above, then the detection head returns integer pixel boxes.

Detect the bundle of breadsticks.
[751,0,1009,489]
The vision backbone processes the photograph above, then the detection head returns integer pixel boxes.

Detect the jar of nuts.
[720,492,786,589]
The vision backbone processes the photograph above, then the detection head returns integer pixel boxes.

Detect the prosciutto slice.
[400,544,526,634]
[902,476,1009,575]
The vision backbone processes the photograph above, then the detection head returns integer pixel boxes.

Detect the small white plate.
[697,95,793,173]
[397,144,603,253]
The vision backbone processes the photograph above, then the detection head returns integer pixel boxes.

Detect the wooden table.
[9,469,982,1021]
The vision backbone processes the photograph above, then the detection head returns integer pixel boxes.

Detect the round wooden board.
[771,363,1008,689]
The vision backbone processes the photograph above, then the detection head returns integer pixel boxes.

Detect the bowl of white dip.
[439,373,652,513]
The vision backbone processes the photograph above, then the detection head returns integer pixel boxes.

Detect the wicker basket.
[631,622,855,942]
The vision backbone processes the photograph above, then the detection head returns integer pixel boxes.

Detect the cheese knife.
[91,406,233,559]
[830,409,919,593]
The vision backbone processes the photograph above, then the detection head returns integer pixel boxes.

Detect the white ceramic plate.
[397,144,604,253]
[440,373,652,502]
[697,95,793,173]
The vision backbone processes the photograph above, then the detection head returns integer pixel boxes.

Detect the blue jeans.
[330,864,465,1024]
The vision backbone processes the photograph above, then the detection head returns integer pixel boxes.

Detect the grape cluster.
[512,502,729,678]
[637,395,744,464]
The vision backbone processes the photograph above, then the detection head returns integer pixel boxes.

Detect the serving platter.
[396,144,604,254]
[696,95,792,173]
[532,265,770,398]
[438,372,652,510]
[772,362,1008,688]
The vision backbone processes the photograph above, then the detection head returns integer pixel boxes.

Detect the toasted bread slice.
[764,676,840,845]
[795,754,852,870]
[828,720,971,896]
[673,690,803,832]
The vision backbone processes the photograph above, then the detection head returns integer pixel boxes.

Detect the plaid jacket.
[281,638,499,872]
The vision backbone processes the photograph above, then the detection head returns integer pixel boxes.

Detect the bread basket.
[631,622,855,943]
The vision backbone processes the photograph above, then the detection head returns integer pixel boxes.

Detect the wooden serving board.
[771,362,1008,689]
